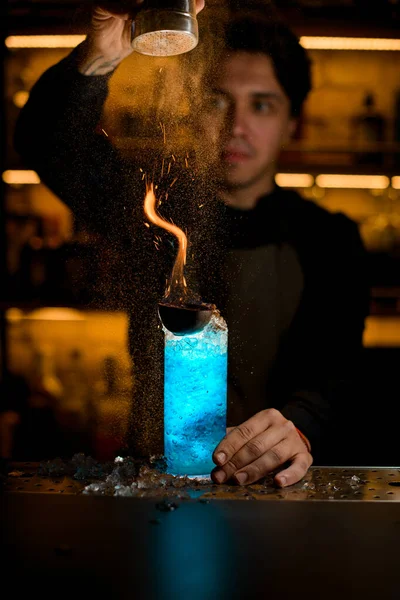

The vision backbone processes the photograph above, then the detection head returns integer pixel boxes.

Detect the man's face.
[198,51,297,194]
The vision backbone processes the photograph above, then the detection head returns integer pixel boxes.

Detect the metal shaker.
[132,0,199,57]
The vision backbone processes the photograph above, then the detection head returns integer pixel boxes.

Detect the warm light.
[9,307,86,322]
[300,36,400,51]
[2,170,41,185]
[5,35,86,49]
[315,174,390,190]
[392,177,400,190]
[13,90,30,108]
[6,309,24,324]
[364,317,400,347]
[275,173,314,188]
[7,35,399,52]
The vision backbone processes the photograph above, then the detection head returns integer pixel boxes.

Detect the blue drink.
[163,311,228,476]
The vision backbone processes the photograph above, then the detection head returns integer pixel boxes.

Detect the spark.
[170,177,178,188]
[167,162,172,175]
[161,158,165,178]
[159,122,166,145]
[101,128,109,137]
[144,222,150,228]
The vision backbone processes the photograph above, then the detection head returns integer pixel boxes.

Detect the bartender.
[14,1,370,487]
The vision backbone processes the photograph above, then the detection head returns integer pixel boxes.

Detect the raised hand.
[78,1,206,75]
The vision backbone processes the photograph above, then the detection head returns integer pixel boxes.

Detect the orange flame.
[144,183,189,302]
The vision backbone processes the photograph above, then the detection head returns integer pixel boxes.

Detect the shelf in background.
[4,1,400,38]
[280,142,400,176]
[1,304,400,348]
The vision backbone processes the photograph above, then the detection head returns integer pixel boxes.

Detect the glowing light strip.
[2,170,41,184]
[7,307,85,322]
[6,35,400,52]
[3,170,397,190]
[363,316,400,348]
[300,36,400,51]
[5,35,86,49]
[275,173,314,188]
[316,174,390,189]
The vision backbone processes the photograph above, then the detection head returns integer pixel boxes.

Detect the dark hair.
[223,15,312,116]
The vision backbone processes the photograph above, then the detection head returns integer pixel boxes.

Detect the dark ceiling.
[2,0,400,36]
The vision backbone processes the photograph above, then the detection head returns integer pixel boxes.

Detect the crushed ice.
[38,453,213,498]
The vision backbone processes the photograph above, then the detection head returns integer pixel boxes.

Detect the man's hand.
[78,1,206,75]
[211,409,313,488]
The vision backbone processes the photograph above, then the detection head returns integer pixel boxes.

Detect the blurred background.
[1,0,400,464]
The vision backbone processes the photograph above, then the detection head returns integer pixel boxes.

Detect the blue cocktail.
[163,311,227,476]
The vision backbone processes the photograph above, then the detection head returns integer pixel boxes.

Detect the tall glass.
[163,310,227,476]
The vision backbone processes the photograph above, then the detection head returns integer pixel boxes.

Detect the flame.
[144,183,189,303]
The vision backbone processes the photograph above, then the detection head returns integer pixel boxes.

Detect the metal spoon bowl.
[158,301,214,336]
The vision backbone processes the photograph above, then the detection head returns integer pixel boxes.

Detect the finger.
[213,420,295,484]
[213,409,281,468]
[274,452,313,488]
[94,10,131,21]
[227,437,296,486]
[196,0,206,13]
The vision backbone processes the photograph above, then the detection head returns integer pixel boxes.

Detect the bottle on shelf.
[59,348,96,455]
[92,354,132,462]
[29,344,64,411]
[16,344,67,460]
[351,92,386,165]
[394,88,400,167]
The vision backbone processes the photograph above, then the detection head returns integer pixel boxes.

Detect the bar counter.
[2,461,400,599]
